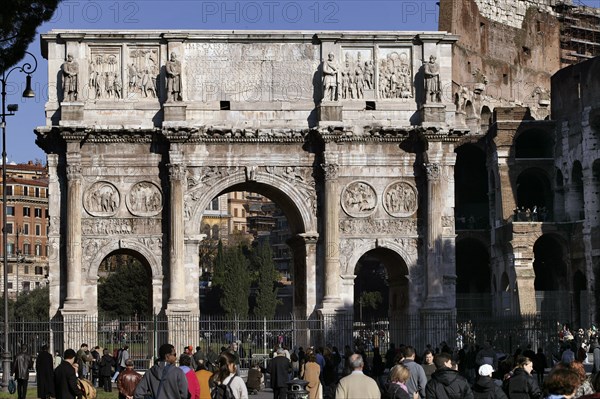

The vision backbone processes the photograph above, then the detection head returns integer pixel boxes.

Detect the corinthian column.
[168,162,186,306]
[64,159,83,306]
[424,162,444,307]
[321,154,341,306]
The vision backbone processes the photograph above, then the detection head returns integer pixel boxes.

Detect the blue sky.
[5,0,600,163]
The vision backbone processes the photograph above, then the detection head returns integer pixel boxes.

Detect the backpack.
[78,378,97,399]
[211,376,237,399]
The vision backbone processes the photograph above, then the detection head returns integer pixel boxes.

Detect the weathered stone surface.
[38,31,463,343]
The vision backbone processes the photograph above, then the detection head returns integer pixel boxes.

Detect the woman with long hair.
[210,351,248,399]
[505,356,542,399]
[301,350,321,399]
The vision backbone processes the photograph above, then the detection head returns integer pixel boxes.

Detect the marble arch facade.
[37,30,463,346]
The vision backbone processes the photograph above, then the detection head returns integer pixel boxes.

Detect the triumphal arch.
[37,30,463,347]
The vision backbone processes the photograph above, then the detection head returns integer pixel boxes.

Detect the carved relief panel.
[378,48,413,99]
[88,46,122,100]
[127,47,160,99]
[83,181,120,217]
[340,48,374,100]
[126,182,163,216]
[184,43,320,102]
[341,181,377,217]
[383,181,418,217]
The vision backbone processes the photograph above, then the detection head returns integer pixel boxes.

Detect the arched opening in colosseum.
[454,144,488,229]
[533,234,569,317]
[456,238,491,315]
[516,168,552,220]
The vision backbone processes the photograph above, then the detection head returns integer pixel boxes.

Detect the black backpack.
[211,376,237,399]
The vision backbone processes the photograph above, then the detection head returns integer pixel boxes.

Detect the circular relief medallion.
[126,182,163,217]
[341,181,377,217]
[383,181,417,217]
[83,181,120,217]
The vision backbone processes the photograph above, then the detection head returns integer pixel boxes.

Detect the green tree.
[251,240,281,318]
[14,286,49,320]
[1,0,61,73]
[358,291,383,321]
[212,242,251,317]
[98,257,152,319]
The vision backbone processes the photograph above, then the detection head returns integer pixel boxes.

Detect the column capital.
[321,162,339,181]
[66,163,82,180]
[168,163,186,181]
[424,162,440,181]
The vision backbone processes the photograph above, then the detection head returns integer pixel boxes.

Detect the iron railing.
[0,312,574,370]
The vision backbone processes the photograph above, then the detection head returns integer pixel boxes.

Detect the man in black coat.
[426,352,474,399]
[268,347,291,399]
[13,344,33,399]
[54,349,84,399]
[36,345,55,399]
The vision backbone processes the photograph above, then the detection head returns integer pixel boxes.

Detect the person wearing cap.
[472,364,507,399]
[426,352,473,399]
[117,358,142,399]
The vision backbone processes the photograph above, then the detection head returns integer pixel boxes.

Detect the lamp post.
[0,50,37,391]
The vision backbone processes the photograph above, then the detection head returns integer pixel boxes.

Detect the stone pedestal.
[164,103,187,121]
[166,310,199,355]
[61,310,97,351]
[60,102,84,121]
[420,104,446,124]
[317,307,350,349]
[318,103,342,122]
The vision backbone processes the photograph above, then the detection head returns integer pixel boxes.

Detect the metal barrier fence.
[1,313,567,369]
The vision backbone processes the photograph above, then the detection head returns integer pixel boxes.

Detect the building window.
[7,265,12,274]
[23,207,30,217]
[34,208,42,218]
[6,186,12,195]
[22,282,30,292]
[23,186,29,196]
[23,243,30,255]
[7,282,12,290]
[242,209,246,217]
[210,198,219,210]
[7,206,15,216]
[35,225,41,236]
[5,223,13,234]
[35,244,41,256]
[23,265,29,275]
[23,224,29,235]
[35,187,40,197]
[35,266,43,275]
[45,245,49,256]
[234,209,238,217]
[45,209,49,218]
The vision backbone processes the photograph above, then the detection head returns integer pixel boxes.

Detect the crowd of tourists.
[11,329,600,399]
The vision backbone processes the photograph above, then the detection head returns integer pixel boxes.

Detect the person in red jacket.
[180,354,201,399]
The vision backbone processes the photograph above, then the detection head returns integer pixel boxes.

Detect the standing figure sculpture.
[62,54,79,102]
[322,52,339,101]
[424,55,441,103]
[166,52,182,102]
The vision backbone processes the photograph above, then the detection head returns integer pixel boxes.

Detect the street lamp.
[0,50,37,391]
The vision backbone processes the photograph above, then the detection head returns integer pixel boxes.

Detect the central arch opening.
[199,179,309,318]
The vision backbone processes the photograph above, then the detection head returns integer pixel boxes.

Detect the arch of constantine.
[36,30,462,347]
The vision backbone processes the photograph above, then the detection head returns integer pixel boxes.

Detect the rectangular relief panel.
[184,42,320,102]
[87,46,122,101]
[378,47,414,100]
[340,47,374,100]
